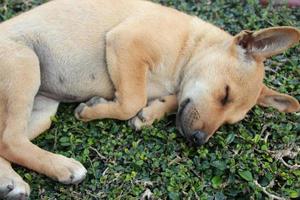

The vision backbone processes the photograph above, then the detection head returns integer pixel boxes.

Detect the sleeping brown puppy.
[0,0,299,199]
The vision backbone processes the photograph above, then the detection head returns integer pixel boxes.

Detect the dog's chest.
[147,64,176,99]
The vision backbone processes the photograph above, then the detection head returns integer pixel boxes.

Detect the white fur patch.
[71,162,87,184]
[183,80,209,99]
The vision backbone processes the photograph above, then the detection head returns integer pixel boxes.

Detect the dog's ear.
[234,27,300,58]
[257,85,300,113]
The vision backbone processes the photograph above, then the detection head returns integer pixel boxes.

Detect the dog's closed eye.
[220,85,230,106]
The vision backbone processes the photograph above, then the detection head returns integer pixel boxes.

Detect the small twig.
[268,146,300,170]
[279,157,300,170]
[264,132,271,143]
[89,146,108,161]
[193,188,200,200]
[232,149,240,156]
[140,189,153,200]
[260,124,268,135]
[254,180,286,200]
[190,168,202,179]
[107,173,122,185]
[269,148,298,159]
[168,155,182,166]
[254,148,264,154]
[102,167,109,176]
[134,180,154,187]
[85,189,102,199]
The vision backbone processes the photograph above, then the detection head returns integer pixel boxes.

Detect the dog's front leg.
[129,95,178,130]
[75,27,155,121]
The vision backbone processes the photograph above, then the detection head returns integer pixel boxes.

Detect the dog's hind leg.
[0,95,59,200]
[27,95,59,140]
[0,41,86,188]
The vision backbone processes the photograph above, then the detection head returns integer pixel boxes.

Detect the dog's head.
[178,27,300,146]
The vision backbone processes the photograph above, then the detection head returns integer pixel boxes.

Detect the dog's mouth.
[176,98,191,137]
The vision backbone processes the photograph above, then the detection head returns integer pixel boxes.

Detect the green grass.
[1,0,299,199]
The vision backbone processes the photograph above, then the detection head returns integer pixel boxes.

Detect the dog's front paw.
[75,96,108,121]
[49,155,87,185]
[129,108,155,130]
[74,103,89,121]
[0,173,30,200]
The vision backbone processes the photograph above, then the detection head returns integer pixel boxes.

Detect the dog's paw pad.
[86,96,108,107]
[0,176,30,200]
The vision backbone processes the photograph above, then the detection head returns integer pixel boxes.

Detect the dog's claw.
[0,176,30,200]
[6,184,14,191]
[128,117,142,131]
[74,103,87,120]
[75,97,109,121]
[137,110,147,123]
[129,108,155,130]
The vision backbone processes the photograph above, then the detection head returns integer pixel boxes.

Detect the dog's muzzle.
[176,98,208,147]
[191,130,208,146]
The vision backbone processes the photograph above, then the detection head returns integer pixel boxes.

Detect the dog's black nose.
[192,131,208,146]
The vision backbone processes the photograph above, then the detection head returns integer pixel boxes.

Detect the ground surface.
[0,0,299,199]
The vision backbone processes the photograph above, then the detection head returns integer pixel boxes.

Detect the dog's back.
[0,0,192,102]
[0,0,151,102]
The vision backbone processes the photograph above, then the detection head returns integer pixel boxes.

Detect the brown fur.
[0,0,299,199]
